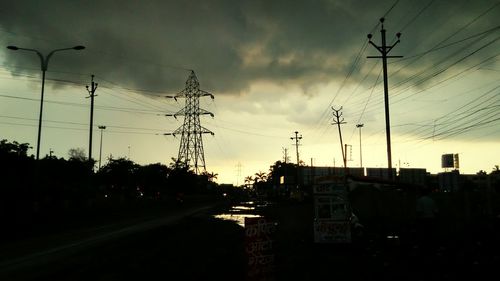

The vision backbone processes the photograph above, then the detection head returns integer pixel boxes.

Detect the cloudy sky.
[1,0,499,184]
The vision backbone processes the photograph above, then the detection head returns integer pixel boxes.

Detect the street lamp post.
[98,125,106,170]
[356,124,364,168]
[6,45,85,160]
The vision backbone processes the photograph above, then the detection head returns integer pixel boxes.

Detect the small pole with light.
[356,124,364,168]
[98,125,106,169]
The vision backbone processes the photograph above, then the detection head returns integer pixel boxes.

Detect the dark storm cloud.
[1,0,499,95]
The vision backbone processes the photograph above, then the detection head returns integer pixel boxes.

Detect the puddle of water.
[231,206,255,211]
[213,201,267,227]
[213,213,262,227]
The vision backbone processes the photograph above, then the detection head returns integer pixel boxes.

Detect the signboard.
[441,153,459,169]
[313,182,348,194]
[441,154,454,168]
[245,217,276,281]
[313,176,351,243]
[314,220,351,243]
[453,153,459,168]
[315,195,349,220]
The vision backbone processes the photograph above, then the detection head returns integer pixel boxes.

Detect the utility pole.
[235,162,242,186]
[290,131,302,166]
[86,74,98,167]
[356,124,364,168]
[331,107,347,169]
[311,157,314,186]
[291,131,302,190]
[282,147,290,164]
[367,17,402,180]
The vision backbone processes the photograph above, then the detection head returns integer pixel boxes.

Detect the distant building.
[366,168,397,180]
[438,170,461,192]
[398,168,427,187]
[301,166,364,186]
[463,172,489,191]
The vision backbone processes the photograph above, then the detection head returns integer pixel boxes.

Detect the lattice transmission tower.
[165,70,214,174]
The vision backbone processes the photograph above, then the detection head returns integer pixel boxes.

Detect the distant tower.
[165,70,214,174]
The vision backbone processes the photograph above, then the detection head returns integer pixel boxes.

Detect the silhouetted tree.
[0,139,31,156]
[135,163,170,199]
[197,171,219,194]
[0,139,35,226]
[253,171,271,196]
[167,158,197,195]
[491,165,500,192]
[68,147,87,161]
[244,176,254,188]
[97,157,139,200]
[201,171,218,182]
[254,171,267,183]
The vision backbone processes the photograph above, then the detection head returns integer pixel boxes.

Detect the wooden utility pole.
[331,107,346,169]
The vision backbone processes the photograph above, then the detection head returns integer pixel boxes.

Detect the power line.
[0,120,161,135]
[347,67,383,143]
[0,93,165,115]
[399,0,435,32]
[344,24,500,119]
[350,36,500,121]
[309,0,402,140]
[0,114,166,131]
[394,82,500,142]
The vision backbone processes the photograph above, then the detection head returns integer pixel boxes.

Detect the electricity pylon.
[165,70,214,174]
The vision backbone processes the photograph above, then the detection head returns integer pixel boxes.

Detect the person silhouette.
[415,187,439,252]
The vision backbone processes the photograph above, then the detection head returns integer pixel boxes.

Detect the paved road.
[0,204,215,279]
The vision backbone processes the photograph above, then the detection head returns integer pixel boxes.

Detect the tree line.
[0,139,221,237]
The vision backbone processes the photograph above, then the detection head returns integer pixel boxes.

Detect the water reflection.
[213,214,261,227]
[232,205,255,211]
[213,201,265,227]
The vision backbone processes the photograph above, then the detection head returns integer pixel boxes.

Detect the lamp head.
[7,46,19,50]
[73,45,85,50]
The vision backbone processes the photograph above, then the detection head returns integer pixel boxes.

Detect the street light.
[6,45,85,160]
[356,124,364,169]
[98,125,106,170]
